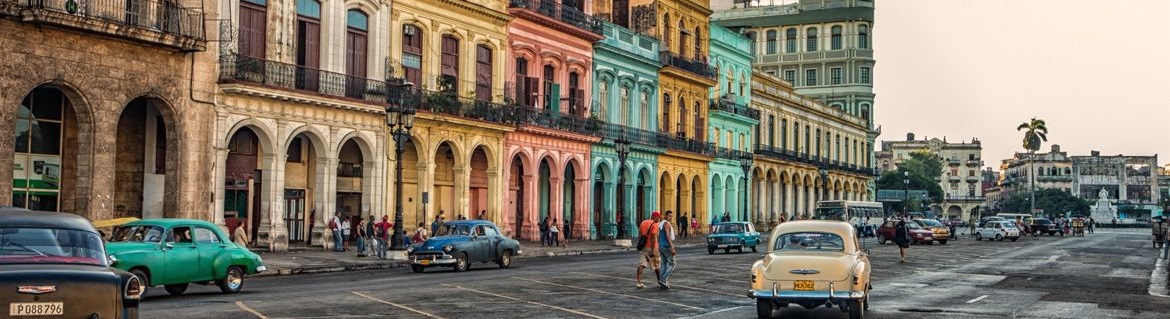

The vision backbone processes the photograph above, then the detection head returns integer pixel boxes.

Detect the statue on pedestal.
[1089,188,1117,221]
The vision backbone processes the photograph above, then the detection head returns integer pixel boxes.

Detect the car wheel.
[724,248,731,253]
[878,235,887,245]
[411,265,425,273]
[995,234,1003,241]
[756,299,773,318]
[217,266,244,293]
[708,247,715,255]
[939,240,948,245]
[752,245,758,253]
[975,233,982,241]
[454,252,469,272]
[849,299,865,319]
[164,283,188,296]
[129,269,150,295]
[497,250,513,268]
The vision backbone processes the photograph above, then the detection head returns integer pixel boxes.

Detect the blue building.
[707,24,759,223]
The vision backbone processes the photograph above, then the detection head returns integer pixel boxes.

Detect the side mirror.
[107,255,118,265]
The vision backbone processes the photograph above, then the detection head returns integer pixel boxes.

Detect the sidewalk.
[252,236,710,277]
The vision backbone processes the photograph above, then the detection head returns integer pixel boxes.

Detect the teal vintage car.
[706,221,762,254]
[406,220,521,273]
[105,219,265,296]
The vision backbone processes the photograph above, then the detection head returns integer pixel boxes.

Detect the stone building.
[996,144,1073,196]
[0,0,215,220]
[707,23,757,222]
[1071,152,1161,221]
[876,133,984,220]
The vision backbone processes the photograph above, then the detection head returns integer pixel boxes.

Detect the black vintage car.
[1029,218,1060,236]
[406,220,522,273]
[0,209,144,318]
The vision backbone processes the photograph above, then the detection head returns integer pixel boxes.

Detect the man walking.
[635,212,662,289]
[678,213,689,238]
[330,212,343,252]
[374,215,392,259]
[658,211,677,289]
[431,214,444,237]
[366,215,377,256]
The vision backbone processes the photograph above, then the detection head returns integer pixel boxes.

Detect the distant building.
[875,133,984,220]
[997,144,1074,197]
[1071,151,1161,221]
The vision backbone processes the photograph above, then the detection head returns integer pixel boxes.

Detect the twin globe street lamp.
[386,81,416,250]
[739,154,753,222]
[614,130,632,239]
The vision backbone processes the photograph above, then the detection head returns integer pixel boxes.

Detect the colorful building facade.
[707,24,758,222]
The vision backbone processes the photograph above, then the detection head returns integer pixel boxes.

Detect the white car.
[974,220,1020,242]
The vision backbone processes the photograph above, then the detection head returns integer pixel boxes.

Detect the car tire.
[217,266,244,294]
[995,234,1003,241]
[752,245,758,253]
[497,250,513,268]
[708,247,715,255]
[411,265,425,273]
[724,248,731,253]
[878,235,887,245]
[454,252,469,272]
[939,240,948,245]
[975,233,982,241]
[164,283,188,296]
[849,299,865,319]
[129,269,151,295]
[756,299,773,318]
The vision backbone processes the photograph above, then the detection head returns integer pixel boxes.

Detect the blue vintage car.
[406,220,521,273]
[706,221,762,254]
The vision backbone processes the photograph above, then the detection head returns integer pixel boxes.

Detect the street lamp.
[614,130,632,239]
[902,171,910,217]
[819,168,829,202]
[387,81,416,250]
[739,153,753,222]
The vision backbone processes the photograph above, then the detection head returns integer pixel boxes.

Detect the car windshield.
[774,232,845,252]
[109,225,165,243]
[918,219,944,227]
[1001,222,1018,229]
[903,221,922,229]
[713,224,746,233]
[0,227,106,266]
[437,224,473,236]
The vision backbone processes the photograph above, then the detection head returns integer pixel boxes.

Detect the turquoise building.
[590,21,663,239]
[707,24,759,223]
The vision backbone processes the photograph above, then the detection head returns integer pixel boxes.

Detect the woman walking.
[894,219,911,263]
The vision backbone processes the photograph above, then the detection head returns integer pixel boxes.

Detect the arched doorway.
[947,205,962,219]
[225,127,263,242]
[562,160,576,239]
[592,162,610,239]
[710,175,723,220]
[638,168,653,224]
[692,175,701,224]
[537,156,552,222]
[11,86,81,212]
[635,167,647,223]
[397,138,420,228]
[433,142,458,219]
[508,155,525,238]
[282,132,324,243]
[658,171,671,215]
[335,139,365,221]
[469,146,489,219]
[674,174,684,221]
[113,97,175,219]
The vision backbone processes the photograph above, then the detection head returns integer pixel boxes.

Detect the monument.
[1089,188,1118,221]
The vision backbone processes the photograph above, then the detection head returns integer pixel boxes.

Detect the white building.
[876,133,984,220]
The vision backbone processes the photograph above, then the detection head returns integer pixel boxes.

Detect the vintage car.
[749,221,870,319]
[706,222,762,254]
[911,219,951,244]
[106,219,266,295]
[975,220,1021,242]
[406,220,521,273]
[0,209,144,318]
[876,219,935,245]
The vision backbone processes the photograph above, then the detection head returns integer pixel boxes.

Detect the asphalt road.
[141,229,1168,319]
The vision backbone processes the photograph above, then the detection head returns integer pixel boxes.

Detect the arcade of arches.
[751,162,871,228]
[504,131,595,241]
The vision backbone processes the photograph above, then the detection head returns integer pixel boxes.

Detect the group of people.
[539,217,568,247]
[327,212,399,259]
[636,211,678,290]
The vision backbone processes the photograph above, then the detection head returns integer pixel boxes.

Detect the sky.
[872,0,1170,171]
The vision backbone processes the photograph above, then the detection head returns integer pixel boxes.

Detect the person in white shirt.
[340,218,352,252]
[330,212,343,252]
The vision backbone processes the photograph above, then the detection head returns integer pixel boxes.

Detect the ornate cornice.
[436,0,513,24]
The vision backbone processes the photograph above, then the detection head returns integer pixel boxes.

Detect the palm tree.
[1017,118,1048,216]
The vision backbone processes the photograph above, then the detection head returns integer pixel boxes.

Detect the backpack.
[328,218,337,230]
[636,221,653,250]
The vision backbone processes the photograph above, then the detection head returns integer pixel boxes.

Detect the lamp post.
[819,168,830,201]
[739,153,753,222]
[902,171,910,217]
[387,81,416,250]
[614,130,632,239]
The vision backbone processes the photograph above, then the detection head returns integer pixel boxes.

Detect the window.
[859,67,871,84]
[287,136,303,162]
[542,65,558,111]
[677,97,687,136]
[662,93,671,132]
[815,128,822,158]
[858,25,869,49]
[694,27,702,60]
[194,227,221,244]
[831,67,842,85]
[239,0,267,59]
[295,0,321,91]
[785,28,797,53]
[402,24,422,86]
[806,27,818,52]
[784,70,795,84]
[844,137,850,163]
[693,100,702,140]
[804,125,810,155]
[835,134,840,160]
[766,30,777,54]
[619,86,630,125]
[805,69,817,86]
[440,35,459,93]
[781,118,788,149]
[13,87,68,211]
[640,91,649,129]
[663,13,672,50]
[767,115,775,146]
[514,57,537,107]
[830,26,842,50]
[597,81,608,119]
[568,72,583,116]
[475,45,492,101]
[344,10,368,98]
[793,121,800,152]
[168,226,193,243]
[745,31,757,56]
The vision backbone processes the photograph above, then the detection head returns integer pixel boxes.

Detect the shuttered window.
[440,36,459,93]
[345,10,368,98]
[475,45,492,101]
[238,1,267,59]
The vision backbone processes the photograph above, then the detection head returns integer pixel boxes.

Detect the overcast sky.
[872,0,1170,170]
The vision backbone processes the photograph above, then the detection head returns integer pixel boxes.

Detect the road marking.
[570,272,743,298]
[234,301,271,319]
[1047,255,1059,262]
[965,295,989,304]
[353,291,447,319]
[441,284,607,319]
[512,277,703,310]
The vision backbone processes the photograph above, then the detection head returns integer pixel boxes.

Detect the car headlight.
[443,244,454,253]
[124,275,144,300]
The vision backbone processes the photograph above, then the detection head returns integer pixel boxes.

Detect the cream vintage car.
[749,220,871,319]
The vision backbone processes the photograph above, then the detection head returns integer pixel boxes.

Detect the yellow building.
[387,0,514,228]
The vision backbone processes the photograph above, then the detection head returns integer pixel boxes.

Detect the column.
[453,166,469,218]
[624,179,637,238]
[549,176,564,234]
[573,177,589,239]
[521,174,538,240]
[785,181,795,219]
[212,147,229,227]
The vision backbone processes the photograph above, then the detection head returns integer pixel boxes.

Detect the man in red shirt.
[635,211,662,289]
[374,215,393,259]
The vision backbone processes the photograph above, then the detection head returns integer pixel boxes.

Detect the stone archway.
[432,141,462,220]
[592,161,611,239]
[468,145,490,220]
[10,85,91,213]
[113,96,178,220]
[281,129,327,244]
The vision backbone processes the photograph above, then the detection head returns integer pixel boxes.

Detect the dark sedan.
[1029,218,1060,236]
[1,209,144,318]
[406,220,521,273]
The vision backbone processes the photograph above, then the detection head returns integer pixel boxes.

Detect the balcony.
[9,0,206,51]
[396,88,523,126]
[337,162,363,178]
[709,98,760,120]
[947,158,961,166]
[660,51,715,79]
[945,195,984,202]
[966,159,982,167]
[220,54,393,105]
[948,175,961,183]
[1036,175,1073,182]
[508,0,602,36]
[965,176,981,183]
[714,146,752,161]
[515,106,603,137]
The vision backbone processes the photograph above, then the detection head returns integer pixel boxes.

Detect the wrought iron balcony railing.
[515,106,604,136]
[220,54,392,105]
[14,0,205,47]
[599,123,660,147]
[392,87,521,126]
[656,133,714,156]
[337,162,363,178]
[754,143,875,175]
[710,99,760,120]
[714,146,752,161]
[660,51,715,79]
[508,0,602,35]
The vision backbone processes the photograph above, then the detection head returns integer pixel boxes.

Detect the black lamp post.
[614,132,632,239]
[739,154,753,222]
[819,168,830,201]
[902,171,910,217]
[387,81,416,250]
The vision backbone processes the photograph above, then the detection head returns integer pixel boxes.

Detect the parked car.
[406,220,521,273]
[876,219,935,245]
[1,209,143,318]
[706,222,762,254]
[1028,218,1060,236]
[911,219,951,244]
[106,219,266,296]
[975,220,1021,242]
[749,220,870,319]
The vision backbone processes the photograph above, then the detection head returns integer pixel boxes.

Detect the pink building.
[504,0,605,241]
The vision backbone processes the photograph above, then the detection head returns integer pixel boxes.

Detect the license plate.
[794,280,814,291]
[420,260,431,266]
[10,302,64,316]
[717,244,728,248]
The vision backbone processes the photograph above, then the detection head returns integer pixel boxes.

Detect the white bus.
[814,200,885,229]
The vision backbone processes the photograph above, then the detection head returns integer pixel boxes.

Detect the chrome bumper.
[256,265,267,272]
[410,253,456,265]
[749,282,865,300]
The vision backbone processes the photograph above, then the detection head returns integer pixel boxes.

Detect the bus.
[814,200,885,229]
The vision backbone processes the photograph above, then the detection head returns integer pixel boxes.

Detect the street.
[142,229,1168,319]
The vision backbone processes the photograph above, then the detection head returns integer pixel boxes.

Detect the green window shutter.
[548,83,560,112]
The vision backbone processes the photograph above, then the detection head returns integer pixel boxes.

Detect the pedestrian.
[341,216,352,251]
[540,216,551,246]
[710,215,719,234]
[354,217,367,257]
[233,222,250,248]
[366,215,376,256]
[431,214,443,236]
[690,215,699,235]
[1057,217,1066,237]
[549,219,561,247]
[1088,217,1095,233]
[374,215,392,259]
[635,212,662,289]
[894,219,911,263]
[306,209,316,245]
[413,222,428,243]
[478,210,486,220]
[658,211,677,290]
[947,218,957,241]
[676,212,687,238]
[722,212,731,223]
[329,212,343,252]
